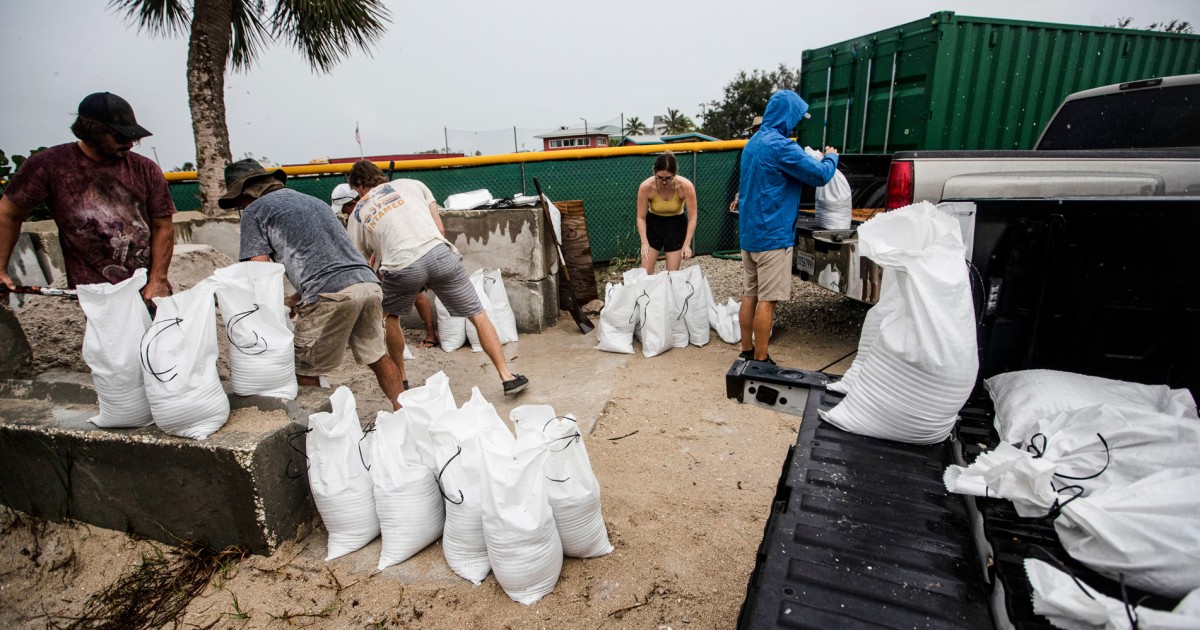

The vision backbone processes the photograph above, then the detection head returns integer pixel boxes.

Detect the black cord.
[140,318,183,382]
[815,349,858,373]
[227,304,269,355]
[1054,433,1111,481]
[285,427,312,479]
[436,446,465,505]
[357,422,376,471]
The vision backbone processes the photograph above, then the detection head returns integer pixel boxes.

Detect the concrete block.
[184,212,243,263]
[5,233,49,310]
[0,373,333,555]
[506,277,559,333]
[443,205,554,282]
[0,304,32,378]
[20,221,66,287]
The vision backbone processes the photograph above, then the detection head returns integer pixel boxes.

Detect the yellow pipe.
[162,140,750,182]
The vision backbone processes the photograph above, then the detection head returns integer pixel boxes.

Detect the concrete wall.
[13,205,561,332]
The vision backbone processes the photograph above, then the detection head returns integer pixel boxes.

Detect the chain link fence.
[168,146,747,264]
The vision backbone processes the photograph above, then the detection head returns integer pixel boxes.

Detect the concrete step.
[0,371,331,555]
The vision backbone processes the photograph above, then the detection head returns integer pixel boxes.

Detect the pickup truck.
[794,73,1200,304]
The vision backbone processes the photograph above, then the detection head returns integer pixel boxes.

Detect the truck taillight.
[885,160,914,210]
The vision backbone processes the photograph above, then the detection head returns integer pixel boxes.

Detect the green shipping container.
[797,11,1200,153]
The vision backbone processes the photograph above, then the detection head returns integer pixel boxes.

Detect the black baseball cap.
[78,92,152,141]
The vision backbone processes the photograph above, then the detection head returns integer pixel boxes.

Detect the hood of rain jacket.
[737,90,839,252]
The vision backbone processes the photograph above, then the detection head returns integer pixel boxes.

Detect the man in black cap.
[0,92,176,304]
[220,159,405,409]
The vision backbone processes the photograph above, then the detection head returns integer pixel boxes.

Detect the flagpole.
[356,122,363,159]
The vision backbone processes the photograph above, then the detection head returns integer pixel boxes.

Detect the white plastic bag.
[444,189,493,210]
[820,202,978,444]
[213,261,297,399]
[307,387,380,560]
[709,297,741,345]
[434,294,467,352]
[141,279,229,439]
[1027,559,1200,630]
[480,430,563,605]
[632,271,674,358]
[596,281,637,354]
[428,387,512,584]
[668,265,710,348]
[370,408,445,570]
[77,268,153,428]
[985,370,1198,444]
[482,268,518,345]
[512,405,613,559]
[805,146,852,230]
[464,269,496,353]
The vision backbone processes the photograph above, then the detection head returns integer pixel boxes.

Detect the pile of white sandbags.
[597,265,722,357]
[435,268,519,353]
[304,373,612,606]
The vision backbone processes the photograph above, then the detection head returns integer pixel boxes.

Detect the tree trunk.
[187,0,234,216]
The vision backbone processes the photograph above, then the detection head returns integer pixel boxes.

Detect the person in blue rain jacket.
[737,90,839,364]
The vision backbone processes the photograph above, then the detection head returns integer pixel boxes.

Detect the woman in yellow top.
[636,151,698,273]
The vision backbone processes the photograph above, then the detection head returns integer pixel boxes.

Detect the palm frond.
[229,0,271,71]
[270,0,391,74]
[108,0,190,38]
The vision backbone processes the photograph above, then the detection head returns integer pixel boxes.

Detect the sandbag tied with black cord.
[428,387,512,585]
[212,260,296,399]
[1025,557,1200,629]
[511,404,613,559]
[307,386,380,561]
[140,277,229,440]
[666,264,711,348]
[76,267,154,428]
[368,405,445,571]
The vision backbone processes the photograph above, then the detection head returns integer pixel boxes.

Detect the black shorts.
[646,212,687,252]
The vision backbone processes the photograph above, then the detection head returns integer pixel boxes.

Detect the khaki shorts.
[742,248,793,302]
[293,282,387,376]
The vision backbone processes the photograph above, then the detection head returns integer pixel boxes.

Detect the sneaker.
[738,349,754,361]
[753,355,777,366]
[503,374,529,395]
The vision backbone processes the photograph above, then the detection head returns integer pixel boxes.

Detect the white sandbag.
[596,281,637,355]
[395,371,457,471]
[428,387,512,584]
[307,387,379,560]
[1001,468,1200,598]
[985,369,1198,444]
[632,271,674,358]
[827,272,896,395]
[622,267,648,285]
[709,297,741,344]
[511,405,613,559]
[444,189,493,210]
[369,408,445,570]
[668,265,710,348]
[482,268,518,344]
[480,430,563,605]
[464,269,496,353]
[945,405,1200,498]
[819,202,978,445]
[77,268,153,428]
[1026,558,1200,630]
[434,294,467,352]
[212,261,297,399]
[805,146,853,230]
[141,279,229,439]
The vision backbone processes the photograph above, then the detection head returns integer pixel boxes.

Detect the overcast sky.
[1,1,1196,169]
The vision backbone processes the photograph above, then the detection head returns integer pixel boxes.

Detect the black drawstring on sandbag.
[1026,432,1112,481]
[1029,545,1097,601]
[436,446,465,505]
[542,416,581,482]
[285,427,312,479]
[631,290,650,334]
[675,281,695,321]
[357,421,376,471]
[140,317,184,382]
[1038,482,1085,522]
[227,304,269,355]
[1120,573,1152,630]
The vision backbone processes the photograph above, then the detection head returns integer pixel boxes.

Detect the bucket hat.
[218,158,287,209]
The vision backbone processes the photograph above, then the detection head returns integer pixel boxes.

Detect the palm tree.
[624,116,648,136]
[663,108,695,135]
[110,0,390,215]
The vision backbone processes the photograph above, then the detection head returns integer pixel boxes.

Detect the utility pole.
[444,126,449,154]
[513,126,518,153]
[580,117,588,148]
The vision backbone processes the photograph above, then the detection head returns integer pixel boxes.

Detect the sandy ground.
[2,252,868,629]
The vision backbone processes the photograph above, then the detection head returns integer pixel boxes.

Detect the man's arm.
[0,196,31,290]
[142,215,173,303]
[428,202,446,237]
[778,143,839,187]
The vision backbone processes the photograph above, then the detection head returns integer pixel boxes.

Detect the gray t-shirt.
[239,188,378,304]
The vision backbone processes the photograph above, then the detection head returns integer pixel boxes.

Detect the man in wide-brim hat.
[221,158,405,408]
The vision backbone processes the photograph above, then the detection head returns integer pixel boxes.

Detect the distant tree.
[624,116,648,136]
[699,64,801,140]
[663,108,695,135]
[171,161,196,172]
[109,0,391,215]
[1109,17,1194,33]
[417,148,443,154]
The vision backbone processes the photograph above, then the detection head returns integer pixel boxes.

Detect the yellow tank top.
[648,182,685,216]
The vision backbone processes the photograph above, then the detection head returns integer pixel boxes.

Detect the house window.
[549,139,561,148]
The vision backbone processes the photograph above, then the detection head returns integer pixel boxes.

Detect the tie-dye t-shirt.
[4,142,176,287]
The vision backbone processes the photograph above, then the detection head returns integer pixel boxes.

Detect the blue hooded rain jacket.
[738,90,839,252]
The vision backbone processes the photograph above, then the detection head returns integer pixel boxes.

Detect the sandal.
[417,337,439,349]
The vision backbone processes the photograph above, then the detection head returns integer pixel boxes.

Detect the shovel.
[1,284,77,299]
[533,178,594,334]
